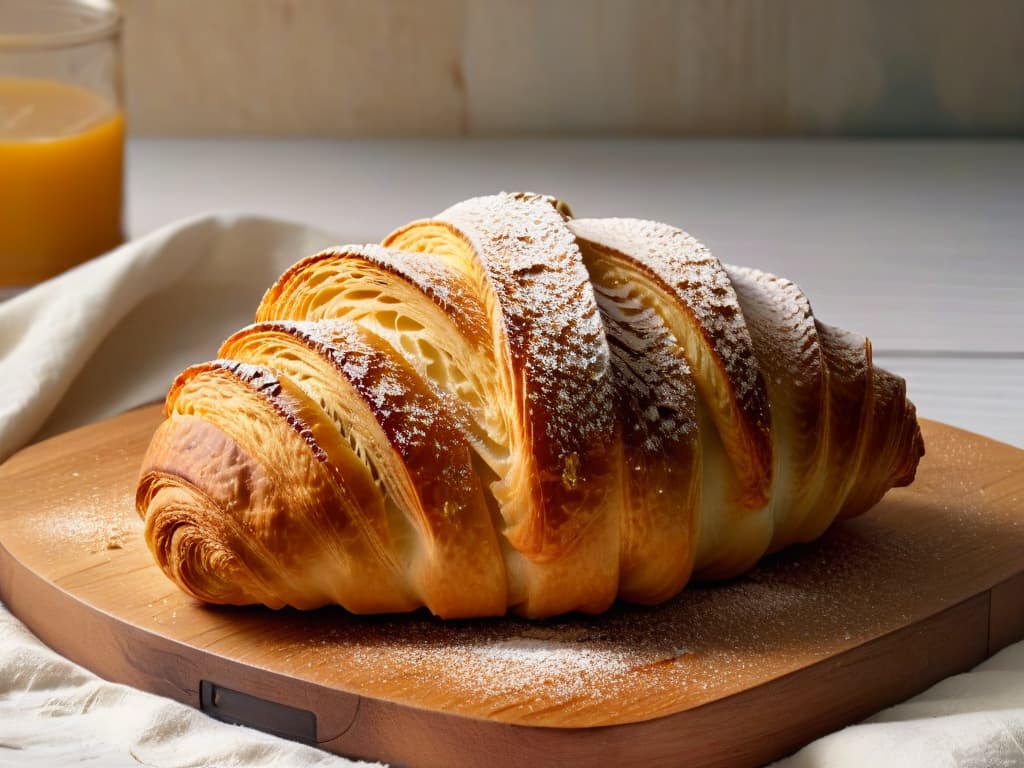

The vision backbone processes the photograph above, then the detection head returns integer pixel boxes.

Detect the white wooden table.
[1,137,1021,768]
[128,138,1024,448]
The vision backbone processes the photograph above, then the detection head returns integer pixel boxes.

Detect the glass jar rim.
[0,0,119,51]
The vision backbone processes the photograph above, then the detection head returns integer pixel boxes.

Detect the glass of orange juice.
[0,0,123,297]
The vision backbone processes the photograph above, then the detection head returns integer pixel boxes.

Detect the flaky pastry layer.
[137,193,925,619]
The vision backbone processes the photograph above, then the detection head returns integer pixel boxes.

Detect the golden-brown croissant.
[136,193,924,619]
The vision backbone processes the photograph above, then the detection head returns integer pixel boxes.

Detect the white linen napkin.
[0,214,370,767]
[0,214,1022,767]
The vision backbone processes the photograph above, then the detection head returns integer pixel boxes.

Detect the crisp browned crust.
[385,194,622,616]
[569,218,772,512]
[136,195,924,619]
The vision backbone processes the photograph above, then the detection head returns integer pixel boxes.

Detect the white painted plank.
[873,354,1024,448]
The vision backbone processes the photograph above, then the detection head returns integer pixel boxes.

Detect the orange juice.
[0,78,124,286]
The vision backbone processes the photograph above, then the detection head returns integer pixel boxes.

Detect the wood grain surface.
[115,0,1024,137]
[1,405,1022,767]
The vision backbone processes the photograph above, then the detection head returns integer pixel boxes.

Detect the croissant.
[136,193,924,619]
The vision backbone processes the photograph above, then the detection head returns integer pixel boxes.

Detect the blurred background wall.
[115,0,1024,137]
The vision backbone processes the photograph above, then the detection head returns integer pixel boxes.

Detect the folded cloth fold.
[0,214,1022,767]
[0,214,365,767]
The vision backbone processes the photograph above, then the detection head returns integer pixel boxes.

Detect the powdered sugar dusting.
[725,265,822,400]
[593,278,697,454]
[280,509,948,720]
[318,617,701,705]
[438,193,615,458]
[467,636,634,695]
[34,488,137,553]
[569,218,769,433]
[233,320,472,479]
[817,319,869,377]
[357,247,472,326]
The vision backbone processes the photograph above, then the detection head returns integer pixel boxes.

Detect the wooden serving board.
[1,406,1023,768]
